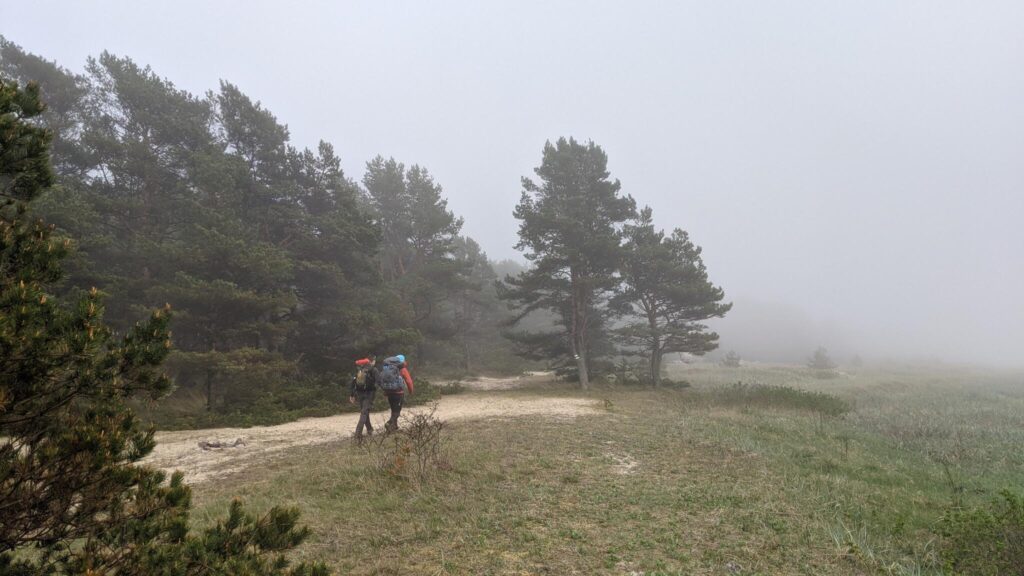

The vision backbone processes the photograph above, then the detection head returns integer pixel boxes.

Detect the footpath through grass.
[186,364,1024,575]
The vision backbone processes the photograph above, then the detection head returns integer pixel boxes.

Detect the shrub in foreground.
[363,407,451,486]
[941,490,1024,575]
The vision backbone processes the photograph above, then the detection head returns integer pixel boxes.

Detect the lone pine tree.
[501,138,636,388]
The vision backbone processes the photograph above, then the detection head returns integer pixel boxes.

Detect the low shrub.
[436,381,466,395]
[659,378,691,390]
[940,490,1024,575]
[708,381,852,417]
[362,406,451,486]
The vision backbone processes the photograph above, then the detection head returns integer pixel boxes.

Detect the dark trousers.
[354,390,375,436]
[386,393,404,430]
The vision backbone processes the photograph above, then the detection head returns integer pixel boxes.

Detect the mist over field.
[6,4,1024,574]
[5,1,1022,368]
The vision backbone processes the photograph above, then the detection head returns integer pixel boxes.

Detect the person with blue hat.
[379,354,414,432]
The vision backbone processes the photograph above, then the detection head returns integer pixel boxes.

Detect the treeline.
[1,74,327,575]
[0,38,519,420]
[1,38,733,408]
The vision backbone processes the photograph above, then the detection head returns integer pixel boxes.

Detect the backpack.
[380,362,404,392]
[353,366,372,391]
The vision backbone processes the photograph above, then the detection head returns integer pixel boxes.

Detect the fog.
[4,0,1022,367]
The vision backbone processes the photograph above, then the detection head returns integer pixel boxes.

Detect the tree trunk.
[569,311,589,390]
[647,306,662,387]
[569,315,589,389]
[461,293,472,372]
[576,348,590,390]
[570,271,590,390]
[651,351,663,388]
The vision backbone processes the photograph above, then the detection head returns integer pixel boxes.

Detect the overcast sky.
[3,1,1023,366]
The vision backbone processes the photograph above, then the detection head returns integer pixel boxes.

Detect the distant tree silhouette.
[722,350,742,368]
[808,346,837,370]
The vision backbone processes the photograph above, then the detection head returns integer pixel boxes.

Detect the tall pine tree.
[615,206,731,385]
[500,138,636,388]
[362,157,472,365]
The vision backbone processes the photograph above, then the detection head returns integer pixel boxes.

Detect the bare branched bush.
[362,405,451,486]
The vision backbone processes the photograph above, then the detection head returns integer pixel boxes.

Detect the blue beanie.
[396,354,405,363]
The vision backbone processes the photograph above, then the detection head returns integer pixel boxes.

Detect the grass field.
[185,363,1024,575]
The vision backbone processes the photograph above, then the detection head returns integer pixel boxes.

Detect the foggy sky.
[3,1,1023,366]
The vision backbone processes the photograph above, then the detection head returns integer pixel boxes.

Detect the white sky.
[3,1,1023,366]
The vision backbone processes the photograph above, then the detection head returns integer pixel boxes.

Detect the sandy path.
[144,393,599,484]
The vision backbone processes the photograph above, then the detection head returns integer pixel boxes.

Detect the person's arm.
[400,366,414,394]
[348,375,357,398]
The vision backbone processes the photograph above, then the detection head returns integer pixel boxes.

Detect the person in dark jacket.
[379,354,414,432]
[348,356,379,439]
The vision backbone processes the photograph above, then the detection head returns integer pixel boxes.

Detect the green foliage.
[0,75,325,575]
[500,137,636,388]
[941,490,1024,575]
[808,346,837,371]
[706,382,852,417]
[436,381,466,395]
[616,206,731,384]
[657,378,691,390]
[0,38,530,427]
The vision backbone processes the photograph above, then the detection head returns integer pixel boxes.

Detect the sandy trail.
[145,393,599,484]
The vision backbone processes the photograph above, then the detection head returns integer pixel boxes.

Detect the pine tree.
[721,350,742,368]
[500,138,636,388]
[808,346,836,370]
[616,206,731,385]
[0,77,326,575]
[449,237,522,373]
[0,37,89,177]
[362,157,472,364]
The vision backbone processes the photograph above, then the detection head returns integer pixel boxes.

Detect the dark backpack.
[353,366,372,391]
[380,362,404,392]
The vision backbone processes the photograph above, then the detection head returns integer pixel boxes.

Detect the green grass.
[184,363,1024,575]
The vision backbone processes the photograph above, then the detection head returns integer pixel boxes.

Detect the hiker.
[348,356,380,439]
[379,354,414,431]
